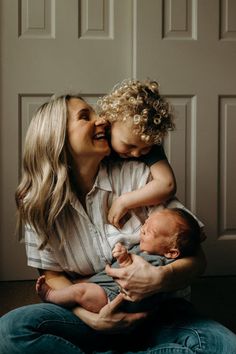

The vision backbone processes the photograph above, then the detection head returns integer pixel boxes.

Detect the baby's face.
[140,210,178,255]
[111,121,152,158]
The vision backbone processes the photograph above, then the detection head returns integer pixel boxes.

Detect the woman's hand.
[106,254,169,302]
[73,293,147,332]
[106,246,207,302]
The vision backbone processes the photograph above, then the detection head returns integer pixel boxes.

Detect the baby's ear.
[164,248,180,259]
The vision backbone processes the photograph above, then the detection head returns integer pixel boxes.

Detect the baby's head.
[97,79,174,158]
[140,208,201,259]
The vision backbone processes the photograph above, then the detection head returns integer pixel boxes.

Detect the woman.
[0,95,235,353]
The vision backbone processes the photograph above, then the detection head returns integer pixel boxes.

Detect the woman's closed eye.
[78,109,91,121]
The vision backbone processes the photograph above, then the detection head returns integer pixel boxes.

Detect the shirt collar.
[69,163,112,209]
[93,163,113,192]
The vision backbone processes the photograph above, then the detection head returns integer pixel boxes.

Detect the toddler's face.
[111,121,152,158]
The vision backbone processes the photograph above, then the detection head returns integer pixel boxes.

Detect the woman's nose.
[94,117,109,127]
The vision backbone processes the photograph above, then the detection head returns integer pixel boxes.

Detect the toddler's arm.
[108,160,176,227]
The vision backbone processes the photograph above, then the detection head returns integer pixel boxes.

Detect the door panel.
[135,0,236,275]
[0,0,133,280]
[1,0,236,280]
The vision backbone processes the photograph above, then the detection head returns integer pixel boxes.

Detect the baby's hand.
[112,242,127,258]
[108,195,129,228]
[112,243,132,267]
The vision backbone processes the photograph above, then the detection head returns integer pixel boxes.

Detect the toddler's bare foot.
[36,275,52,302]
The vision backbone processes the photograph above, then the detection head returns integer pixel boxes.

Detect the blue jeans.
[0,300,236,354]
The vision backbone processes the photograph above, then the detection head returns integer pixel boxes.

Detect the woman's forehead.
[67,98,94,118]
[68,97,90,111]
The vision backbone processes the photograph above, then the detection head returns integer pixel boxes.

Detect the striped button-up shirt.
[24,160,150,277]
[24,159,204,287]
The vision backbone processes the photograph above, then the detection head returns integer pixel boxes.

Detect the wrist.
[73,307,98,329]
[119,192,129,208]
[153,264,174,293]
[118,193,130,211]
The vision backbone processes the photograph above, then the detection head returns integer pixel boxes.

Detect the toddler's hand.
[108,196,129,228]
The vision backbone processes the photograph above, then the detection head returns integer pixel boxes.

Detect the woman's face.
[67,98,110,160]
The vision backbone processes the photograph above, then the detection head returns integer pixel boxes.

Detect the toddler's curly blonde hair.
[97,79,175,144]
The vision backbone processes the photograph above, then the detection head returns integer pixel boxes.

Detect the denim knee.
[0,303,85,354]
[142,316,236,354]
[190,319,236,354]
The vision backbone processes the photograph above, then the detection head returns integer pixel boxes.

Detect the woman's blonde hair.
[97,79,175,144]
[16,94,82,249]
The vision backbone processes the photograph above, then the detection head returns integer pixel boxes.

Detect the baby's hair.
[97,79,175,145]
[170,208,201,257]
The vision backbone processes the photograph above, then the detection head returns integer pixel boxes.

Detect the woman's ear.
[164,248,180,259]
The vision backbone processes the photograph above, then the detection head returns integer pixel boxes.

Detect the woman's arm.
[159,246,207,292]
[105,246,207,302]
[39,269,147,331]
[108,160,176,227]
[73,293,147,332]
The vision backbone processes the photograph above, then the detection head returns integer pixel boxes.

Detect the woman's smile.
[67,98,110,158]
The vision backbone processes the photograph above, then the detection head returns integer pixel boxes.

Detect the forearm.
[153,247,207,292]
[72,293,147,332]
[108,159,177,226]
[73,306,98,329]
[121,179,175,210]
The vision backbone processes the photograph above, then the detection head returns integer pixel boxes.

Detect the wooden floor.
[0,276,236,334]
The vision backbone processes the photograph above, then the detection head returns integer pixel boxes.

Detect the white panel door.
[1,0,236,280]
[135,0,236,275]
[0,0,133,280]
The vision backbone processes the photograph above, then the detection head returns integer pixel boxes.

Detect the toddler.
[97,79,176,227]
[36,207,201,313]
